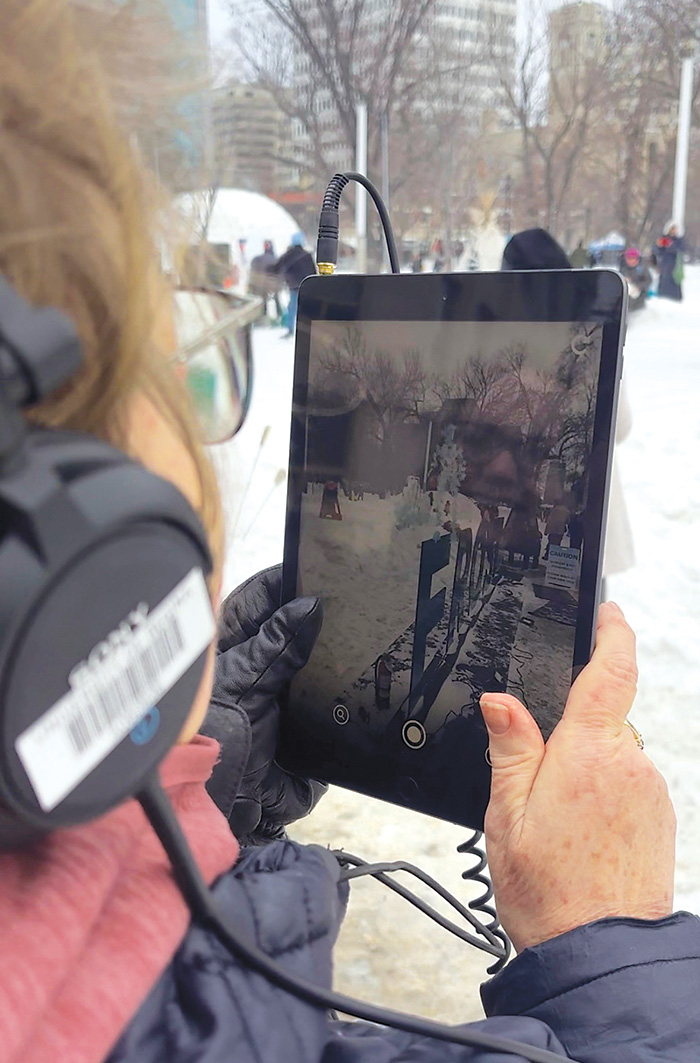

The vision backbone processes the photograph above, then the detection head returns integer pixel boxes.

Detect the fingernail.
[604,600,625,618]
[480,699,511,735]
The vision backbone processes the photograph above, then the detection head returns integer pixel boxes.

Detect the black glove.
[201,564,327,844]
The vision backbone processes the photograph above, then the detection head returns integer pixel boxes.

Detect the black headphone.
[0,277,213,842]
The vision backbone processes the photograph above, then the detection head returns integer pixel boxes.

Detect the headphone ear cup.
[0,428,214,833]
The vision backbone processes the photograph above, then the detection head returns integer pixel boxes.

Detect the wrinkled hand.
[201,565,326,843]
[481,602,676,953]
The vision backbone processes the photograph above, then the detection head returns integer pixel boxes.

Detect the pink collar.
[0,735,239,1063]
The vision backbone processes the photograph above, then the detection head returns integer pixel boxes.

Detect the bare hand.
[481,602,676,952]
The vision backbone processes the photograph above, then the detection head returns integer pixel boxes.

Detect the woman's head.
[1,0,223,740]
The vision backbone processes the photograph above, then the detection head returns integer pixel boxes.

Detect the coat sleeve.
[481,912,700,1062]
[268,250,289,275]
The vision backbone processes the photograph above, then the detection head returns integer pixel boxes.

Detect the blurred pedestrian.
[411,252,424,273]
[620,247,652,312]
[545,502,569,560]
[270,232,316,337]
[655,221,685,301]
[431,238,446,272]
[569,239,589,268]
[501,228,571,271]
[249,239,282,323]
[319,480,342,520]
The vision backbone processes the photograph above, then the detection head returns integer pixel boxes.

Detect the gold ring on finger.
[624,719,645,751]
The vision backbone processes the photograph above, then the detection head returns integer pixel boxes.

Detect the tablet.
[280,270,627,829]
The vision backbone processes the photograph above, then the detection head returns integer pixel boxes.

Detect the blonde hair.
[0,0,222,572]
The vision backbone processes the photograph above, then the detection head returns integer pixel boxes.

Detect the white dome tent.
[176,187,303,291]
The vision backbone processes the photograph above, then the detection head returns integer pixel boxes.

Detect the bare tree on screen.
[317,327,429,446]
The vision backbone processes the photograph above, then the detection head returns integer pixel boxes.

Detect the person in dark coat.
[249,239,283,322]
[501,228,572,271]
[655,221,685,301]
[319,479,342,519]
[269,231,317,337]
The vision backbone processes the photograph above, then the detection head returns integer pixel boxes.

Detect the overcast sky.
[208,0,229,45]
[206,0,617,50]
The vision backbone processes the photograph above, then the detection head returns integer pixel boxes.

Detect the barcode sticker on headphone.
[15,568,215,812]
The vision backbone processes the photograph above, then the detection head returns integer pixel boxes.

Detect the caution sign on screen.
[545,545,580,591]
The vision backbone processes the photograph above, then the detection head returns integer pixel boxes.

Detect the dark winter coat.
[107,838,700,1063]
[656,235,684,301]
[249,251,279,297]
[501,229,571,271]
[620,261,652,311]
[271,245,317,290]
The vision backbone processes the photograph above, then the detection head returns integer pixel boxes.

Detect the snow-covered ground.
[606,273,700,914]
[213,271,700,1018]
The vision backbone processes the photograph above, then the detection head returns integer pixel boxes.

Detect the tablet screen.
[282,276,621,827]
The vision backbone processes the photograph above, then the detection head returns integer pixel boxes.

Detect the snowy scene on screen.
[287,318,603,825]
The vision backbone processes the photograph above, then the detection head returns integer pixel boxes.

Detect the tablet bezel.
[281,269,626,819]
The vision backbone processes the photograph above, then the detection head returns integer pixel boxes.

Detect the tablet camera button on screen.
[333,704,350,725]
[402,720,427,749]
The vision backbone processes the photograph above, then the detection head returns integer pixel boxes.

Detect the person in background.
[567,509,585,554]
[619,247,652,312]
[501,228,572,271]
[432,238,446,272]
[569,239,590,268]
[411,251,424,273]
[269,231,316,337]
[655,221,685,301]
[249,240,282,324]
[544,502,569,560]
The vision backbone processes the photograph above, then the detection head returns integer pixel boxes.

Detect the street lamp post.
[355,100,368,273]
[672,49,695,231]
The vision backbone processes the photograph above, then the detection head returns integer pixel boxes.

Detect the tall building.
[212,81,289,194]
[289,0,518,176]
[163,0,211,187]
[548,1,609,115]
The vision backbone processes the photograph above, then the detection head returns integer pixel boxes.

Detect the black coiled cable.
[457,830,511,974]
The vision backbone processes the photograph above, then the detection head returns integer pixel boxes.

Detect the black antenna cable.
[316,172,400,275]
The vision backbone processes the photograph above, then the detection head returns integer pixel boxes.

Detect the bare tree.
[479,0,614,238]
[606,0,700,241]
[434,354,510,417]
[229,0,440,183]
[386,24,482,261]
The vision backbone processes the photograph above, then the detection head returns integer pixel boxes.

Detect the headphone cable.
[138,777,576,1063]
